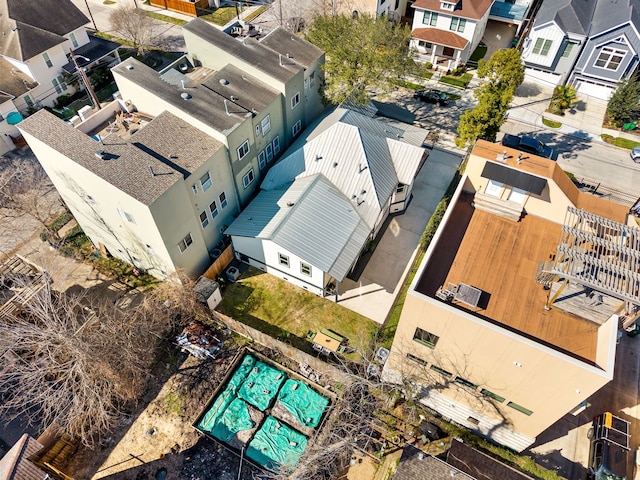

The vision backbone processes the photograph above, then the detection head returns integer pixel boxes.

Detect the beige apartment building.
[383,140,639,451]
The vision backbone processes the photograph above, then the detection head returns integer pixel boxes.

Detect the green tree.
[607,77,640,126]
[304,14,414,104]
[550,85,577,114]
[477,48,524,91]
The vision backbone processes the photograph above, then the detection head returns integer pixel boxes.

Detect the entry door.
[443,47,455,57]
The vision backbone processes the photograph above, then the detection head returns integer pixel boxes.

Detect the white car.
[631,146,640,163]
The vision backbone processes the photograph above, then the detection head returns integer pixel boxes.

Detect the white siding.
[522,23,564,68]
[263,240,325,295]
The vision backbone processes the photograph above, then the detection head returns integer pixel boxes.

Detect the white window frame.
[279,253,290,267]
[42,52,53,68]
[272,136,280,154]
[210,200,219,218]
[178,233,193,253]
[219,192,228,209]
[200,171,212,191]
[301,262,312,276]
[265,143,273,162]
[200,210,209,228]
[450,17,466,32]
[192,184,198,195]
[237,140,250,160]
[532,38,552,56]
[52,76,66,95]
[594,47,626,71]
[70,32,79,48]
[291,91,301,109]
[258,151,267,170]
[261,115,271,135]
[242,169,255,188]
[117,208,136,224]
[292,120,302,137]
[423,11,438,26]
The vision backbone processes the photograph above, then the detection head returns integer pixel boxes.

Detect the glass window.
[273,136,280,154]
[242,169,255,188]
[261,115,271,135]
[200,171,212,191]
[219,192,228,208]
[24,95,33,107]
[291,91,301,109]
[178,233,193,253]
[595,47,625,70]
[42,52,53,68]
[70,33,79,48]
[481,389,505,403]
[430,364,452,378]
[450,17,466,32]
[507,402,533,416]
[406,353,428,366]
[279,253,289,267]
[209,200,219,218]
[413,327,439,348]
[192,184,198,195]
[258,151,266,170]
[237,140,250,160]
[52,76,67,94]
[266,143,273,162]
[561,43,574,58]
[200,211,209,228]
[422,11,438,25]
[301,262,312,276]
[455,377,478,390]
[292,120,302,137]
[532,38,552,56]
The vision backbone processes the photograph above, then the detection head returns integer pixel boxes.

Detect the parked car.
[286,17,306,32]
[630,146,640,162]
[414,89,449,106]
[501,133,555,159]
[587,412,629,480]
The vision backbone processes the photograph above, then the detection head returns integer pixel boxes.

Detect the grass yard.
[216,268,379,354]
[601,134,640,149]
[199,7,238,26]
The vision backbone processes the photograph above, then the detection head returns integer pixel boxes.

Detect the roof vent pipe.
[148,165,157,177]
[224,99,231,116]
[279,54,283,66]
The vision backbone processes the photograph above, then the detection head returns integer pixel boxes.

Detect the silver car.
[631,146,640,162]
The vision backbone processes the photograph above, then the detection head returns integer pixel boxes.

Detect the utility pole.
[83,0,98,30]
[70,49,101,111]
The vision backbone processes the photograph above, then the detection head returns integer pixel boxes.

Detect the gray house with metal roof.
[226,108,428,297]
[522,0,640,99]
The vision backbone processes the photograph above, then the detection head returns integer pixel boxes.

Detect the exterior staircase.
[472,192,523,222]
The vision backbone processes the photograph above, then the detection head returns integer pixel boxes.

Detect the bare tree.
[0,270,178,445]
[110,6,156,56]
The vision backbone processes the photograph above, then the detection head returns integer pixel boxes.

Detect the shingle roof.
[447,439,534,480]
[531,0,596,35]
[226,174,370,281]
[412,0,494,20]
[113,58,279,136]
[393,444,473,480]
[19,109,223,205]
[0,434,46,480]
[412,28,470,49]
[0,56,37,100]
[0,0,89,61]
[183,19,303,84]
[589,0,637,36]
[259,28,324,69]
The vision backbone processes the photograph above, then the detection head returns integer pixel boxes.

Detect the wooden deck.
[416,194,599,363]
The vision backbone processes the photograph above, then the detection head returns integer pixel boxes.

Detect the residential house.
[523,0,640,100]
[19,109,238,279]
[0,0,120,154]
[392,444,473,480]
[410,0,494,70]
[382,140,637,451]
[225,107,428,297]
[0,434,47,480]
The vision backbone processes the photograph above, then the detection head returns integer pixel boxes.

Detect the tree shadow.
[515,82,542,98]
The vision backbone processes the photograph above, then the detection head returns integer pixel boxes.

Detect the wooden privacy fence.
[203,245,234,280]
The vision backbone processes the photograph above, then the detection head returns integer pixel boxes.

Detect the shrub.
[542,117,562,128]
[440,73,472,89]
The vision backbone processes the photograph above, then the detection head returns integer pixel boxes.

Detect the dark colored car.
[587,412,629,480]
[413,89,450,106]
[501,133,555,159]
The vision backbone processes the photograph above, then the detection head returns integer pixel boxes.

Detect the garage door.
[575,80,613,100]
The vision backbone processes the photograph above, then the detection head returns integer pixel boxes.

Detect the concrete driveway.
[334,148,463,324]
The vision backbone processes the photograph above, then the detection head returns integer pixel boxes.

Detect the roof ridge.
[268,174,323,239]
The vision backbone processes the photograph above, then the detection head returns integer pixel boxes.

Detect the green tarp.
[246,416,308,470]
[211,398,254,442]
[237,361,287,411]
[277,379,329,428]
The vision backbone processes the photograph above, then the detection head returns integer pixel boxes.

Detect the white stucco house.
[226,107,429,297]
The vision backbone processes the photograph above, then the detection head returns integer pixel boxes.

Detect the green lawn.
[601,134,640,149]
[216,267,379,354]
[199,6,238,26]
[469,42,487,63]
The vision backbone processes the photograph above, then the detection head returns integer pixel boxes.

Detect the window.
[237,140,250,160]
[42,52,53,68]
[279,253,289,267]
[595,47,625,70]
[532,38,553,56]
[450,17,466,32]
[256,124,261,136]
[561,43,574,58]
[52,76,67,94]
[406,353,428,366]
[117,208,136,224]
[310,70,316,87]
[242,169,255,188]
[258,151,267,170]
[481,389,505,403]
[430,364,452,378]
[200,211,209,228]
[422,11,438,25]
[418,40,433,49]
[265,143,273,162]
[178,233,193,253]
[441,1,456,9]
[413,327,439,348]
[291,91,301,109]
[200,171,212,191]
[209,200,219,218]
[507,402,533,416]
[70,33,78,48]
[24,95,33,108]
[455,377,478,390]
[192,184,198,195]
[300,262,312,276]
[273,136,281,154]
[261,115,271,135]
[292,120,302,137]
[466,417,480,426]
[219,192,228,208]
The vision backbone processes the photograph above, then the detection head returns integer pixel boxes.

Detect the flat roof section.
[416,193,599,363]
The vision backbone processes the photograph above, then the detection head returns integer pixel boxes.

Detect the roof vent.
[286,202,294,207]
[230,95,238,101]
[181,92,191,100]
[95,149,106,160]
[333,162,338,168]
[126,64,134,70]
[219,78,229,85]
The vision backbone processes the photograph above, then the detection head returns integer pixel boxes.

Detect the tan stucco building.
[383,140,639,451]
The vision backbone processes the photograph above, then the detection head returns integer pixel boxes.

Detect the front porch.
[411,29,469,71]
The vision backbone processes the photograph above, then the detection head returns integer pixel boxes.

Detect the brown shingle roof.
[447,439,534,479]
[412,0,494,20]
[0,434,46,480]
[394,444,473,480]
[412,28,469,48]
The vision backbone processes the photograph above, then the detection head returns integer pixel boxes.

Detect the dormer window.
[441,1,456,10]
